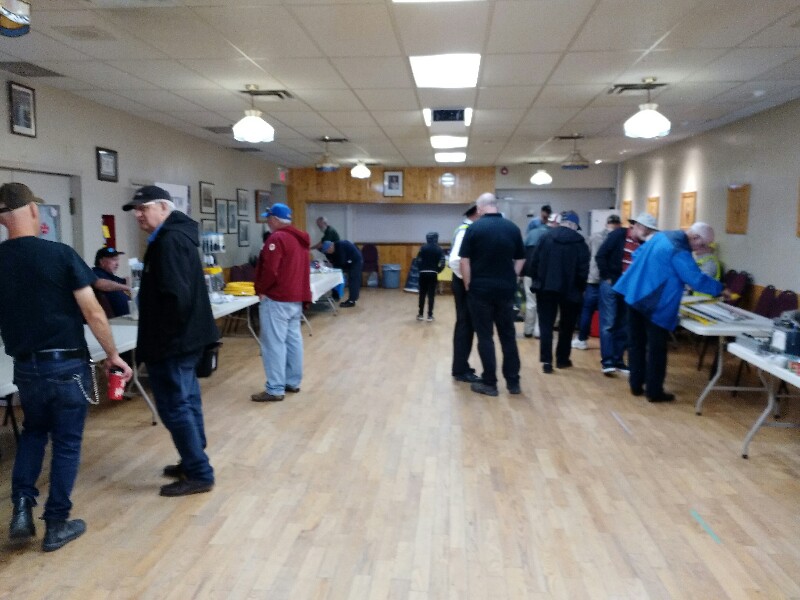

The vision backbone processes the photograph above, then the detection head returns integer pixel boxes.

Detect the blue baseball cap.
[560,210,581,230]
[261,202,292,220]
[321,241,334,252]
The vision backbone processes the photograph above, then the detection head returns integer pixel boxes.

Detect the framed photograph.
[236,188,248,216]
[201,219,216,233]
[726,184,750,235]
[383,171,403,197]
[8,81,36,137]
[226,198,237,233]
[199,181,214,214]
[96,147,118,182]
[679,191,696,230]
[255,189,271,223]
[215,199,227,233]
[238,220,250,247]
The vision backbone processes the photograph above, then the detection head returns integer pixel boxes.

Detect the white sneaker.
[571,338,588,350]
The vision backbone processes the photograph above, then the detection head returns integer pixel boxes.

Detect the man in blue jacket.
[614,222,724,402]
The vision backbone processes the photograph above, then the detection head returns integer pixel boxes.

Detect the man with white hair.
[123,186,219,496]
[614,221,725,402]
[311,216,340,251]
[459,193,526,396]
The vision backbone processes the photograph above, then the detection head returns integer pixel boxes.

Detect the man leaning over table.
[251,202,311,403]
[0,182,132,552]
[123,186,219,497]
[614,222,726,403]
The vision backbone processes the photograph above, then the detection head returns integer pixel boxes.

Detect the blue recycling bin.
[382,264,401,289]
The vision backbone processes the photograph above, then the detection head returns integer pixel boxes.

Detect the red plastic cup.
[108,367,125,401]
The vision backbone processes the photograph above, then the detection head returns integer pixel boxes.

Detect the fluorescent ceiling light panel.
[410,54,481,88]
[435,152,466,163]
[430,135,468,149]
[422,108,432,127]
[464,107,473,126]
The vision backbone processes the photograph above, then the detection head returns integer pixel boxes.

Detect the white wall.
[618,97,800,290]
[496,163,617,189]
[0,75,278,274]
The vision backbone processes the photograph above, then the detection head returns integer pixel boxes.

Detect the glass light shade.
[624,103,671,139]
[530,169,552,185]
[232,109,275,143]
[350,162,371,179]
[440,172,456,187]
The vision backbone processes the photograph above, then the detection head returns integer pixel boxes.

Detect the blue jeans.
[467,293,520,388]
[12,357,90,522]
[147,352,214,484]
[577,283,600,341]
[599,280,628,367]
[259,297,304,396]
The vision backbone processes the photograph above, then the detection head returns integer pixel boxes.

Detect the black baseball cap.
[95,246,125,266]
[607,214,621,224]
[464,204,477,217]
[123,185,172,211]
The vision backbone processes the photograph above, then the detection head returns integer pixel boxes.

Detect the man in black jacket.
[415,232,445,321]
[124,186,219,497]
[529,211,590,373]
[321,239,363,307]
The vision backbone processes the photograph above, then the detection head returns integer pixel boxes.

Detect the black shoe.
[42,519,86,552]
[614,362,630,375]
[524,333,533,338]
[160,479,214,497]
[162,463,184,479]
[251,391,284,402]
[453,372,482,383]
[340,300,356,308]
[470,382,499,397]
[9,497,35,540]
[285,385,301,393]
[647,392,675,403]
[507,383,522,395]
[542,363,553,374]
[631,387,644,397]
[556,359,573,369]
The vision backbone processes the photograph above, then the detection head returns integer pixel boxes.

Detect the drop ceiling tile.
[172,89,244,112]
[333,126,388,141]
[291,4,400,57]
[370,111,422,127]
[192,6,321,59]
[36,77,97,92]
[475,86,541,110]
[0,31,89,62]
[487,0,595,53]
[759,57,800,81]
[293,89,364,111]
[468,123,519,137]
[392,2,489,55]
[615,49,728,85]
[72,90,151,114]
[480,54,561,86]
[379,125,430,141]
[535,84,607,107]
[416,89,477,108]
[647,81,740,105]
[319,111,378,127]
[548,51,641,85]
[331,57,412,89]
[255,58,348,90]
[711,81,800,104]
[355,89,420,111]
[291,126,346,139]
[178,59,284,91]
[36,61,157,90]
[473,109,526,127]
[686,47,800,82]
[268,111,330,129]
[118,89,207,112]
[106,60,219,89]
[167,110,230,127]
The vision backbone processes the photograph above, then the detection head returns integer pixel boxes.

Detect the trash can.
[382,264,401,289]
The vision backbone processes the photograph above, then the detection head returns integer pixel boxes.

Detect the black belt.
[14,349,88,363]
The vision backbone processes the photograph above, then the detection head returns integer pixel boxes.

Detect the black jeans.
[467,293,520,388]
[628,307,669,398]
[345,260,363,302]
[418,272,438,316]
[536,291,581,365]
[451,276,475,376]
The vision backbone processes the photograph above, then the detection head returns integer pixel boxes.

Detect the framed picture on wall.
[726,184,750,234]
[96,147,118,182]
[680,192,696,230]
[646,196,659,219]
[383,171,403,197]
[8,81,36,137]
[226,198,237,233]
[201,219,216,233]
[238,220,250,247]
[200,181,214,214]
[620,199,632,225]
[255,189,271,223]
[215,199,227,233]
[236,188,248,216]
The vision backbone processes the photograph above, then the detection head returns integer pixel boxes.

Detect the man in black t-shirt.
[459,193,526,397]
[0,182,131,552]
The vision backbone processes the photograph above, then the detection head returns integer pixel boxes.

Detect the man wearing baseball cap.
[251,203,311,402]
[0,182,132,551]
[320,238,363,307]
[124,185,219,496]
[92,246,131,317]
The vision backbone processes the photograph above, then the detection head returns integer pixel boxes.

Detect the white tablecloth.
[310,270,344,303]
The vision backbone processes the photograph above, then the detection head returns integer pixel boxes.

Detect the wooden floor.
[2,289,800,599]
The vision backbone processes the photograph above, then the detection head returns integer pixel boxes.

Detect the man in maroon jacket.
[251,203,312,402]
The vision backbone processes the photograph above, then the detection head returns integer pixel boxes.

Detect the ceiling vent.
[204,125,233,135]
[52,25,116,41]
[432,108,465,122]
[608,82,667,95]
[231,147,261,153]
[556,135,589,171]
[315,137,347,172]
[246,89,294,101]
[0,61,63,78]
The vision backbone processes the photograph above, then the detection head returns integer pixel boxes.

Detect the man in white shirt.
[449,204,481,382]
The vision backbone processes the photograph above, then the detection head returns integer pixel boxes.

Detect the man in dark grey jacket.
[124,186,219,497]
[529,211,590,373]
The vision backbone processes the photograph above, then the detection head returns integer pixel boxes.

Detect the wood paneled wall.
[358,242,451,284]
[286,166,495,240]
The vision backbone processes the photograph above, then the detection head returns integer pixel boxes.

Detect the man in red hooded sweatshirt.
[251,203,312,402]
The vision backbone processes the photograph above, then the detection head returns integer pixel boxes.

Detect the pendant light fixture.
[623,77,670,139]
[350,161,371,179]
[529,165,552,185]
[232,84,275,144]
[560,135,589,170]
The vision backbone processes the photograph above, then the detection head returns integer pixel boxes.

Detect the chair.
[771,290,798,318]
[94,291,115,319]
[361,244,379,286]
[732,285,777,393]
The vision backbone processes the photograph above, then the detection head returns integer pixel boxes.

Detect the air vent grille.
[0,62,63,78]
[608,82,667,95]
[432,109,464,122]
[204,126,232,134]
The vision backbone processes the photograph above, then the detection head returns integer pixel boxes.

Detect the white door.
[0,169,73,247]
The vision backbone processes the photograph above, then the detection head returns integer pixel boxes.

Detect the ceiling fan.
[315,136,347,172]
[557,134,590,170]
